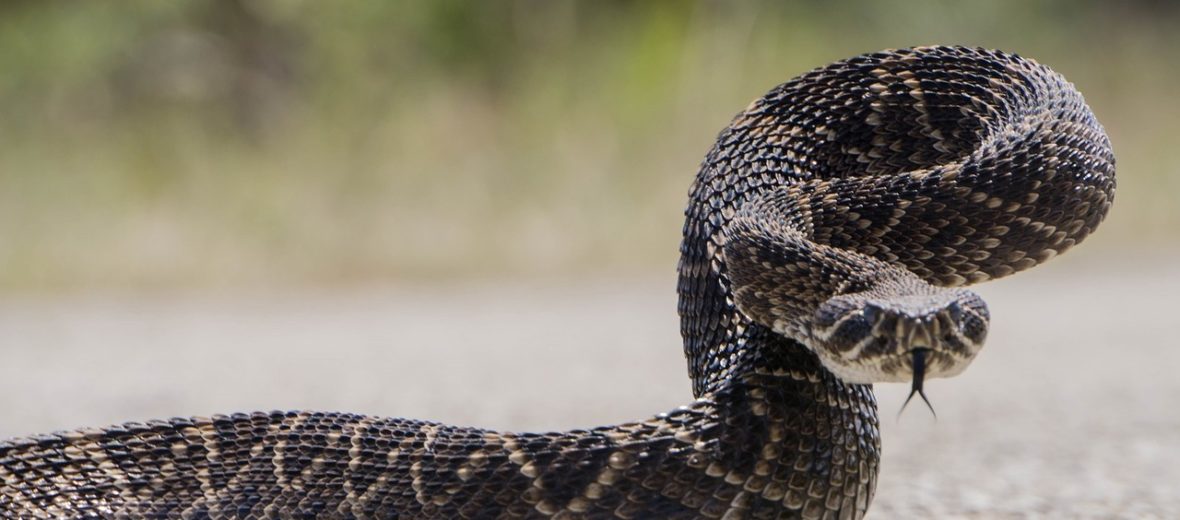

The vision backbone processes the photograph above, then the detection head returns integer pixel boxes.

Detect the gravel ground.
[2,255,1177,518]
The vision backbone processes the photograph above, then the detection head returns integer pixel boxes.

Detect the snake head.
[809,288,990,384]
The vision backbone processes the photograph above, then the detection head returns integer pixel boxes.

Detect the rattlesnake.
[0,46,1115,519]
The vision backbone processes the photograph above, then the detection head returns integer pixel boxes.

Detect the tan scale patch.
[177,419,222,518]
[341,417,374,516]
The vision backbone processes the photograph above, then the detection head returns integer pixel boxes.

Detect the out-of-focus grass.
[0,0,1176,290]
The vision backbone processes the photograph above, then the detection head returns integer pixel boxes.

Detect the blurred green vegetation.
[1,0,1176,290]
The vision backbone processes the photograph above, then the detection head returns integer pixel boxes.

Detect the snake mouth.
[814,344,969,386]
[882,346,968,380]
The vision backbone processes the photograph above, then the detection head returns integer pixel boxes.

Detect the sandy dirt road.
[2,255,1177,518]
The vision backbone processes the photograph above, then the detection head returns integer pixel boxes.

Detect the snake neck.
[678,359,881,517]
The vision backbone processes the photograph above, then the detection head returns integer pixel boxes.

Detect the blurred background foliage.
[1,0,1176,290]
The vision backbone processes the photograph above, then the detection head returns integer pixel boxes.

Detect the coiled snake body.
[0,47,1114,519]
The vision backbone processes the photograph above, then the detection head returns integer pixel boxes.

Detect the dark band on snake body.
[0,46,1114,519]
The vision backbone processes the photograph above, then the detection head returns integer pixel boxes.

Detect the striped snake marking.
[0,46,1114,519]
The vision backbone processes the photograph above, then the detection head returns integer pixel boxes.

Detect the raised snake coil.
[0,47,1114,519]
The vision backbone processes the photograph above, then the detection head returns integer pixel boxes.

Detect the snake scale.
[1,46,1114,519]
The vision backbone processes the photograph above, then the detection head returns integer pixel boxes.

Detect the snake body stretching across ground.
[1,47,1114,519]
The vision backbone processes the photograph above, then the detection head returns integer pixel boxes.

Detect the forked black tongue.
[898,348,937,419]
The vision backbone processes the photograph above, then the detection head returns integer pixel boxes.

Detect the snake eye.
[946,302,963,322]
[861,304,881,325]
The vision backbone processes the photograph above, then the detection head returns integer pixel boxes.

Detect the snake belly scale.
[0,46,1114,519]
